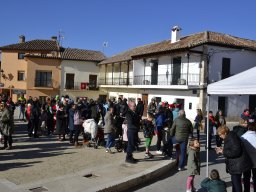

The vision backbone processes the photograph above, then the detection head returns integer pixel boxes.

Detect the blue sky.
[0,0,255,56]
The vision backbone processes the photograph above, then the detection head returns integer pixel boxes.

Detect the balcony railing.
[99,78,133,85]
[134,74,200,85]
[35,79,52,88]
[65,82,98,90]
[99,73,200,86]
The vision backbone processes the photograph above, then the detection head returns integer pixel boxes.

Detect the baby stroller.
[83,119,104,149]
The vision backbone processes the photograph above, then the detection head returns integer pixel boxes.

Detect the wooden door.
[89,75,97,90]
[142,94,148,117]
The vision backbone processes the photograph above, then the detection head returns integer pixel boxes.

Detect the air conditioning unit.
[178,79,186,85]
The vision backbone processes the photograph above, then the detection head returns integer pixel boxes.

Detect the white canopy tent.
[205,66,256,176]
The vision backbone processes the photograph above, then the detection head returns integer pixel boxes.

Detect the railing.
[34,79,52,88]
[64,82,98,90]
[134,73,200,85]
[98,73,200,86]
[99,78,133,85]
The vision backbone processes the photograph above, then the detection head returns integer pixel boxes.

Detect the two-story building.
[98,27,256,120]
[60,48,106,101]
[0,35,61,102]
[0,36,106,102]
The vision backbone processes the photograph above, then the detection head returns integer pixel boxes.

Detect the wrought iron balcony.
[98,73,200,86]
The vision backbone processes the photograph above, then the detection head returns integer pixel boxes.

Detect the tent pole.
[206,95,210,177]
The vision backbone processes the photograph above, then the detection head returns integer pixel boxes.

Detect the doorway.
[151,60,158,85]
[172,57,181,85]
[89,75,97,90]
[65,73,74,89]
[142,94,148,117]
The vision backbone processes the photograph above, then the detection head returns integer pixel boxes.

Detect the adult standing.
[56,103,67,141]
[0,102,14,150]
[125,102,141,163]
[194,109,203,140]
[104,106,115,153]
[241,122,256,192]
[18,94,26,121]
[170,110,193,171]
[216,125,252,192]
[204,111,216,150]
[148,97,156,116]
[136,98,144,119]
[215,110,226,147]
[29,101,40,138]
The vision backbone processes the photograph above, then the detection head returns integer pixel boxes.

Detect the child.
[122,119,128,153]
[200,169,227,192]
[186,138,200,192]
[142,113,155,158]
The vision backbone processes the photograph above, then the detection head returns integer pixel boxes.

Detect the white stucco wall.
[61,60,99,89]
[133,54,201,85]
[108,89,199,121]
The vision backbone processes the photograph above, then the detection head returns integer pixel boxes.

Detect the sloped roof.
[61,48,106,61]
[0,40,59,51]
[99,31,256,65]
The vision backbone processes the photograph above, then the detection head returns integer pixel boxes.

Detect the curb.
[95,160,176,192]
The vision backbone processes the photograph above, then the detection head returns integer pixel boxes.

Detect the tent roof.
[207,66,256,95]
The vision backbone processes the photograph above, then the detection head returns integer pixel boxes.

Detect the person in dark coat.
[148,97,156,116]
[233,118,248,137]
[29,101,40,138]
[135,98,144,119]
[56,103,67,141]
[114,98,124,138]
[216,125,252,192]
[125,102,141,164]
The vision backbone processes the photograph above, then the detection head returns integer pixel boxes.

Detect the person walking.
[170,110,193,171]
[186,138,200,192]
[216,125,252,192]
[155,106,166,154]
[125,102,140,164]
[104,106,115,153]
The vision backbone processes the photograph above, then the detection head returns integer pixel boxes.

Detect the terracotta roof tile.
[61,48,106,61]
[100,31,256,64]
[0,40,59,51]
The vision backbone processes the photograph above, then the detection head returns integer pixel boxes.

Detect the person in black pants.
[125,102,141,164]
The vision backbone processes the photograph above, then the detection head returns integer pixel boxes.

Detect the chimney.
[51,36,58,41]
[19,35,25,43]
[171,26,181,43]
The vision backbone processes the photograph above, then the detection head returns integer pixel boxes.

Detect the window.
[35,71,52,87]
[218,97,226,115]
[18,53,25,60]
[18,71,25,81]
[222,58,230,79]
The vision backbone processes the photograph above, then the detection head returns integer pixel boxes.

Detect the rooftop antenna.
[58,29,65,46]
[102,41,108,54]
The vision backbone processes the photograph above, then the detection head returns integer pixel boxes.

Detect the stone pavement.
[0,109,234,192]
[0,110,176,192]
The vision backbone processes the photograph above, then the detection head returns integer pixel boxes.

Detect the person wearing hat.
[0,102,14,150]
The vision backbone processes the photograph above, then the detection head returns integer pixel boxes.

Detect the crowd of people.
[0,93,255,192]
